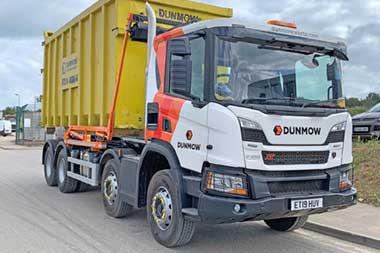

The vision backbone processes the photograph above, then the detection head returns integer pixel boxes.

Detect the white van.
[0,120,12,136]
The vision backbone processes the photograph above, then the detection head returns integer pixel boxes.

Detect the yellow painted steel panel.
[42,0,232,131]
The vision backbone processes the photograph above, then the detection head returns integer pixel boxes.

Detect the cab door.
[148,34,209,173]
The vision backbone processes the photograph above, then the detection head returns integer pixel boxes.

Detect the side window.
[167,36,205,100]
[189,37,205,100]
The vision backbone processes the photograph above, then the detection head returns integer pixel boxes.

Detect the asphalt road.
[0,147,377,253]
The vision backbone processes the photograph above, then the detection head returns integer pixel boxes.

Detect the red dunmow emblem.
[273,125,282,136]
[264,153,276,161]
[186,130,193,140]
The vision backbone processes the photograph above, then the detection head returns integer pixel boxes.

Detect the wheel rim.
[151,186,173,231]
[103,172,118,206]
[58,158,65,184]
[45,152,52,178]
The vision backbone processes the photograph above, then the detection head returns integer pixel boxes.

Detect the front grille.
[268,180,328,194]
[250,169,326,178]
[262,151,329,165]
[375,125,380,131]
[241,128,269,144]
[325,131,345,143]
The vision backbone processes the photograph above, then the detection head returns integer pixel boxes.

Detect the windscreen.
[213,35,344,108]
[369,104,380,112]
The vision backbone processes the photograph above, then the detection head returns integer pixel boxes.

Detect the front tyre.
[264,215,308,232]
[147,170,195,248]
[44,146,57,186]
[57,149,79,193]
[101,159,133,218]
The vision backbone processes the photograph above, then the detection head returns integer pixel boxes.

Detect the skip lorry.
[42,0,356,247]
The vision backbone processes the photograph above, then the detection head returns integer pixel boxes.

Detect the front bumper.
[191,188,356,224]
[183,165,357,224]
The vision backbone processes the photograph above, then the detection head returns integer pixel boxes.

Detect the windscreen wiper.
[242,97,297,104]
[301,99,342,108]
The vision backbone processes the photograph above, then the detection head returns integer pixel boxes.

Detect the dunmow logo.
[177,142,201,151]
[273,125,321,136]
[158,8,200,23]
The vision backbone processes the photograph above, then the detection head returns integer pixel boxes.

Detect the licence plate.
[354,127,368,132]
[291,198,323,211]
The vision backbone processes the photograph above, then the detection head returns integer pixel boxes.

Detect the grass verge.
[353,141,380,207]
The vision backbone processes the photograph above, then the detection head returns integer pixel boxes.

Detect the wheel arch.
[98,149,120,185]
[137,139,182,208]
[42,139,59,164]
[54,141,70,169]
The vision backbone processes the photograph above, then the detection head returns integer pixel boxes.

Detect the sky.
[0,0,379,109]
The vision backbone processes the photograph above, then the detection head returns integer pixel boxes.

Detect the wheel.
[147,170,195,248]
[57,149,79,193]
[101,159,133,218]
[264,215,308,232]
[76,182,90,192]
[44,146,57,186]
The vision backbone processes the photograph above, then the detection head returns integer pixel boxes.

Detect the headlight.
[339,169,353,191]
[330,122,346,132]
[239,117,262,130]
[205,170,249,197]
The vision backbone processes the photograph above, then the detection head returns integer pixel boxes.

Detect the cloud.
[0,0,96,39]
[0,0,380,109]
[0,0,97,108]
[0,38,43,107]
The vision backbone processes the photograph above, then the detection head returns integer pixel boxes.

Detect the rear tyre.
[101,159,133,218]
[76,182,90,192]
[264,215,308,232]
[44,146,57,186]
[57,149,79,193]
[147,170,195,248]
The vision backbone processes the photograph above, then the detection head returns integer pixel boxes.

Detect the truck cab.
[142,13,356,243]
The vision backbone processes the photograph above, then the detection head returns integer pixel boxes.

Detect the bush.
[348,106,366,116]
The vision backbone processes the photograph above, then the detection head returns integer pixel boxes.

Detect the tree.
[3,106,16,115]
[345,97,361,107]
[36,95,43,103]
[363,93,380,109]
[346,92,380,111]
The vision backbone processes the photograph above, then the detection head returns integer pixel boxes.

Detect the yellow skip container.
[42,0,232,133]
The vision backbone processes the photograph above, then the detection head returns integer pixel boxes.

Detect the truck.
[41,0,357,247]
[4,115,16,132]
[0,120,12,136]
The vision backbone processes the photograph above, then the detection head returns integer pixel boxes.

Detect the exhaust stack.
[146,2,157,69]
[144,2,158,134]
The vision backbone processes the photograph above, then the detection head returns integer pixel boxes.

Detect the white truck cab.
[142,10,356,243]
[0,120,12,136]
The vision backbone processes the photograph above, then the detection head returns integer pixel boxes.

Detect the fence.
[15,103,45,145]
[23,111,44,141]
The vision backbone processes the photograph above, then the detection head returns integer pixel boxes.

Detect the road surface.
[0,147,376,253]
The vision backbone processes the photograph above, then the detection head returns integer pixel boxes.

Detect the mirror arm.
[327,86,333,100]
